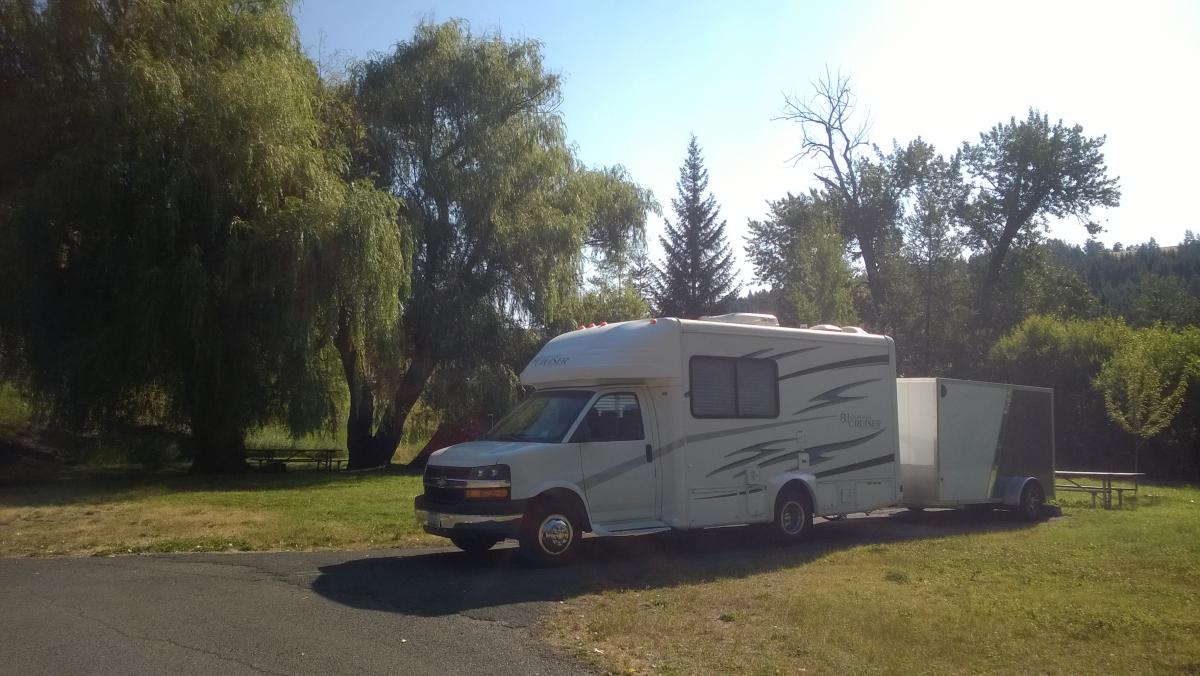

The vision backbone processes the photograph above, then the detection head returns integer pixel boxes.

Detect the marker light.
[650,318,657,325]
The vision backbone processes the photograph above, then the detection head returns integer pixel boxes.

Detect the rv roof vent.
[698,313,780,327]
[809,324,843,332]
[841,326,868,335]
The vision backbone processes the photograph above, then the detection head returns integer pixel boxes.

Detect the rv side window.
[572,393,644,443]
[690,356,779,418]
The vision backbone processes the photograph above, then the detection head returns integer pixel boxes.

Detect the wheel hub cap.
[781,501,805,535]
[539,516,572,554]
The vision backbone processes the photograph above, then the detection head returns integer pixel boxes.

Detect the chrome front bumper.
[414,495,526,538]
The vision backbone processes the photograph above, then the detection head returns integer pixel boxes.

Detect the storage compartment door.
[937,382,1007,502]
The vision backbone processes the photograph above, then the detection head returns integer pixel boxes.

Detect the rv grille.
[422,465,469,504]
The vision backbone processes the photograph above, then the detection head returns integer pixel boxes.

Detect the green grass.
[546,485,1200,675]
[0,382,30,426]
[0,470,437,557]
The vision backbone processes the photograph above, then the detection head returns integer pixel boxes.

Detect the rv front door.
[574,390,659,524]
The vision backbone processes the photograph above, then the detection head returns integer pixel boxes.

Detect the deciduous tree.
[960,110,1120,329]
[347,21,651,468]
[1093,327,1198,472]
[746,193,858,327]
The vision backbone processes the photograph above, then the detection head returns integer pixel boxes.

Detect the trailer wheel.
[450,533,501,556]
[772,486,814,543]
[519,499,581,565]
[1014,481,1045,521]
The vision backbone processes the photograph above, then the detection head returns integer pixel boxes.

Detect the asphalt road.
[0,507,1048,675]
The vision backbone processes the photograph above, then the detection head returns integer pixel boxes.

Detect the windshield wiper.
[484,433,527,442]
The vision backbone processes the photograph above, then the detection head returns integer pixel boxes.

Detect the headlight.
[468,465,510,481]
[464,465,510,500]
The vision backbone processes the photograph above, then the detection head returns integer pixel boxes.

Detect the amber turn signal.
[464,487,510,500]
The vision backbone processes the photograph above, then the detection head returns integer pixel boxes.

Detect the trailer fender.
[765,473,818,514]
[525,481,592,529]
[996,475,1040,507]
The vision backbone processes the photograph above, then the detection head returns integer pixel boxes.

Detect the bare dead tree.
[778,71,895,324]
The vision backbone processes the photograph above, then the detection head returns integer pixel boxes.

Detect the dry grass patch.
[0,471,438,556]
[546,485,1200,675]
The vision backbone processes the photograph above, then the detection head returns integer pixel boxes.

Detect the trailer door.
[937,381,1007,502]
[575,391,660,524]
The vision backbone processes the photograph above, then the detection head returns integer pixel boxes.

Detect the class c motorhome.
[416,314,905,563]
[415,314,1053,564]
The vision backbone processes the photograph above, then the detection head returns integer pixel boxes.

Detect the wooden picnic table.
[248,448,344,471]
[1055,470,1144,509]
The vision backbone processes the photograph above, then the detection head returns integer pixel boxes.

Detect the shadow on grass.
[0,468,408,508]
[311,508,1050,618]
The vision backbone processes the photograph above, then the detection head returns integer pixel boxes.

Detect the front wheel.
[450,533,501,556]
[519,501,581,565]
[1014,481,1045,521]
[770,487,814,543]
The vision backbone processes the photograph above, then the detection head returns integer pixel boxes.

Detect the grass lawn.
[0,470,437,557]
[545,485,1200,675]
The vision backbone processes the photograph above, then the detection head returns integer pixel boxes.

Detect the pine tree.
[647,135,739,317]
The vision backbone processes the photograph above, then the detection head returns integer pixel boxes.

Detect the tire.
[1014,481,1045,522]
[449,533,501,556]
[519,500,581,565]
[771,486,814,543]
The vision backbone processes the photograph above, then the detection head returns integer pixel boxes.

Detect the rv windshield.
[480,390,593,443]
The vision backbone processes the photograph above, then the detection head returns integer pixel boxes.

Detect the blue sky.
[294,0,1200,286]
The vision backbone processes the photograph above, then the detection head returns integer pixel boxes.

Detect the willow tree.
[0,1,406,472]
[347,21,650,468]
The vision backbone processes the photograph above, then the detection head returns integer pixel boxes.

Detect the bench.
[1055,471,1144,509]
[247,448,344,471]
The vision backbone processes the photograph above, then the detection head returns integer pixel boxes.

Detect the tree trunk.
[336,317,434,470]
[857,231,887,327]
[188,370,248,474]
[190,413,247,474]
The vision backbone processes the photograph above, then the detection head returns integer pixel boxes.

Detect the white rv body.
[897,378,1055,508]
[416,316,901,548]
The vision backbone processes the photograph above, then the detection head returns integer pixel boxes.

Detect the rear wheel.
[771,486,814,543]
[519,500,581,565]
[1014,481,1045,521]
[449,533,501,556]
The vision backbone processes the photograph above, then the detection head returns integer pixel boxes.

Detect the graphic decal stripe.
[685,415,835,444]
[794,379,882,415]
[769,346,820,361]
[814,453,895,478]
[753,428,888,471]
[739,348,773,358]
[778,354,891,382]
[705,438,794,477]
[695,492,739,500]
[582,455,648,491]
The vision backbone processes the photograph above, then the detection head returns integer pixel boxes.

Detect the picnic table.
[1055,470,1144,509]
[247,448,344,471]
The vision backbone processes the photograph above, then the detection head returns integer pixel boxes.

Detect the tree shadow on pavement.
[311,507,1056,619]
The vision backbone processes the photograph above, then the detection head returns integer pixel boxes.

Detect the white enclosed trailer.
[415,314,901,563]
[897,378,1054,519]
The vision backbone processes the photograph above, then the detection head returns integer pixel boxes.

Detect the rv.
[415,314,903,564]
[414,315,1053,564]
